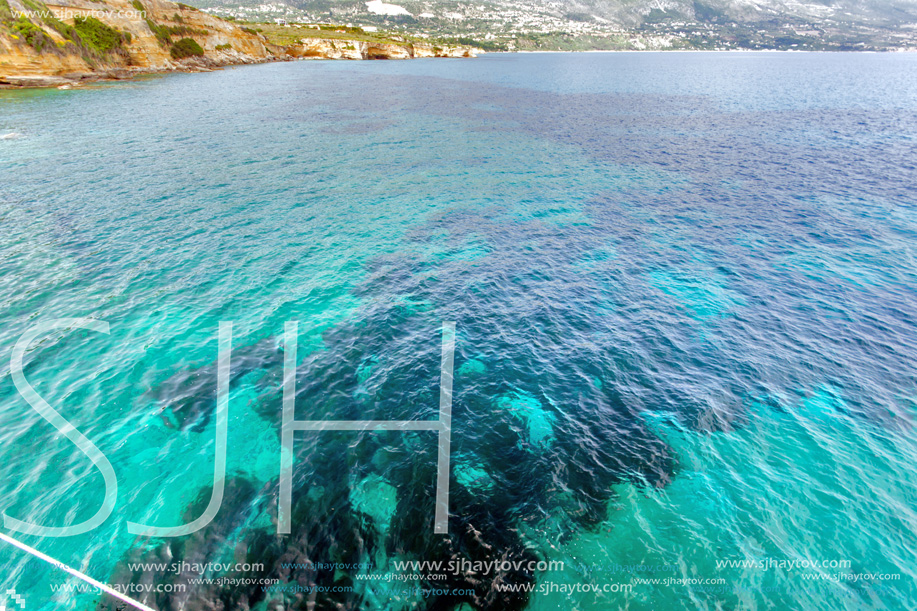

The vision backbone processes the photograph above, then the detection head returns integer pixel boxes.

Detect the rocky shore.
[284,38,477,60]
[0,0,478,89]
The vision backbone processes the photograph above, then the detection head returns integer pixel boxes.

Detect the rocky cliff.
[0,0,477,87]
[283,37,476,60]
[0,0,278,86]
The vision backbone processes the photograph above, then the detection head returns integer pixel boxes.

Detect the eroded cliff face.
[269,37,477,61]
[0,0,479,87]
[0,0,273,86]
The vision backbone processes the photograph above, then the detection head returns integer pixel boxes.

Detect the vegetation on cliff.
[11,16,50,51]
[254,22,409,47]
[73,16,132,54]
[1,0,132,65]
[0,1,475,86]
[170,36,203,58]
[254,21,481,53]
[133,0,210,57]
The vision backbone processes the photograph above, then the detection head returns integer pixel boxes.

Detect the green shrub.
[171,13,183,22]
[144,12,206,48]
[240,26,257,35]
[177,3,198,10]
[12,16,53,51]
[170,36,203,59]
[131,0,144,12]
[73,16,129,53]
[18,0,43,13]
[27,2,79,45]
[215,43,231,50]
[146,18,171,46]
[320,25,364,35]
[166,24,207,36]
[2,0,131,62]
[46,19,75,39]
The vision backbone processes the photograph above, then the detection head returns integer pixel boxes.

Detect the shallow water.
[1,52,916,610]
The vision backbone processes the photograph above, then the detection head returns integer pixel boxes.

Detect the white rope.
[0,532,155,611]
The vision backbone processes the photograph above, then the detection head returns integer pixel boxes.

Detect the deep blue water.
[1,52,916,611]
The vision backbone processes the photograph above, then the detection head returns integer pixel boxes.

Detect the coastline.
[0,50,479,90]
[0,56,277,89]
[6,47,915,91]
[0,0,479,90]
[514,47,916,53]
[4,31,915,91]
[0,43,481,90]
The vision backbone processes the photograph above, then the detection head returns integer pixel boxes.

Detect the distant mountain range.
[192,0,917,50]
[571,0,917,27]
[198,0,917,25]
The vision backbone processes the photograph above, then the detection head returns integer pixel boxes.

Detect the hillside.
[0,0,477,87]
[252,22,477,56]
[195,0,917,51]
[0,0,280,85]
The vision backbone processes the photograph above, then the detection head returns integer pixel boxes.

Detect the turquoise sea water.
[1,52,916,610]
